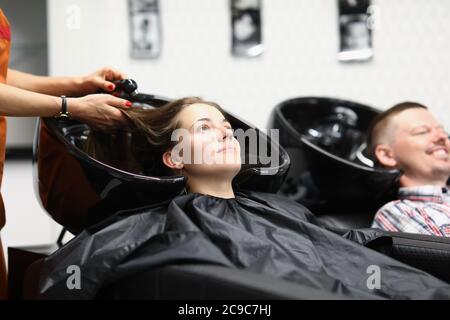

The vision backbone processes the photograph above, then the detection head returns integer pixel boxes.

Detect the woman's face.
[169,103,242,178]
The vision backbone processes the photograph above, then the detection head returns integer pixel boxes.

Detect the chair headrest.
[269,96,401,215]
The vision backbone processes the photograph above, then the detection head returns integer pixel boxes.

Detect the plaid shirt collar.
[398,185,449,204]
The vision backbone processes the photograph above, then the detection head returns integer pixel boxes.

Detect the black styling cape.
[38,191,450,299]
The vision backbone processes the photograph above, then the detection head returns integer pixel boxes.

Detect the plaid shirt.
[371,185,450,237]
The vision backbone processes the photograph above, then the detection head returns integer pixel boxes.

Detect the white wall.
[2,161,61,248]
[47,0,450,130]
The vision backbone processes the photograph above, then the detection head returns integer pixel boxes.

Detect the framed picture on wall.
[231,0,263,57]
[338,0,373,62]
[128,0,161,59]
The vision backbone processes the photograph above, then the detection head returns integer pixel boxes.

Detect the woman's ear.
[374,144,397,168]
[162,150,184,170]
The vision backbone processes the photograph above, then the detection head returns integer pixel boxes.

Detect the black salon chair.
[95,264,346,300]
[268,96,450,284]
[12,92,353,300]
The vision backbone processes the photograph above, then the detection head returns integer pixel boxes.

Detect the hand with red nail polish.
[69,94,131,131]
[75,66,128,95]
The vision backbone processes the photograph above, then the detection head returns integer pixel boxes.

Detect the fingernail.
[125,101,132,107]
[108,84,115,91]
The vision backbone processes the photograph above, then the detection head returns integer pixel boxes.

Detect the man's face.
[389,108,450,181]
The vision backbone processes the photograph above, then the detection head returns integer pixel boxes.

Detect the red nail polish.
[108,84,114,91]
[125,101,132,107]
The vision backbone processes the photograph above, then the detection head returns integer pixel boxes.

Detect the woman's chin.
[211,162,241,171]
[184,162,241,177]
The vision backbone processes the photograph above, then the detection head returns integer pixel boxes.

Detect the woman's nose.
[217,127,231,141]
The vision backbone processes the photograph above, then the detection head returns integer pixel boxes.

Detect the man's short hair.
[367,102,428,163]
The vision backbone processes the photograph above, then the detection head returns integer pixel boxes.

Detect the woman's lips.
[218,145,236,153]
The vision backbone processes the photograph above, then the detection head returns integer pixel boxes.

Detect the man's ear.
[374,144,397,168]
[162,150,184,170]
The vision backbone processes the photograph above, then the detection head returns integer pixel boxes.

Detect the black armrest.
[365,232,450,283]
[96,264,352,300]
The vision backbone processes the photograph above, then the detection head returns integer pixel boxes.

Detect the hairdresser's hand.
[75,67,128,96]
[69,94,132,131]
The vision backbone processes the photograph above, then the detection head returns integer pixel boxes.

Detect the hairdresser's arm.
[6,67,127,97]
[0,83,131,130]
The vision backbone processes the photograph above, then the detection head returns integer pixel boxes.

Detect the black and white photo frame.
[128,0,161,59]
[338,0,373,62]
[231,0,263,57]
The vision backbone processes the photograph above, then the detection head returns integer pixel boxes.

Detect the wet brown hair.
[84,96,223,176]
[366,101,428,163]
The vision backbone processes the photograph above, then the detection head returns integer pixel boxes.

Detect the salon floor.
[1,159,64,265]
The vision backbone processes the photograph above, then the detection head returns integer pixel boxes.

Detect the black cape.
[39,191,450,299]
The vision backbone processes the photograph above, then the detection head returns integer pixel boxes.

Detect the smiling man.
[367,102,450,236]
